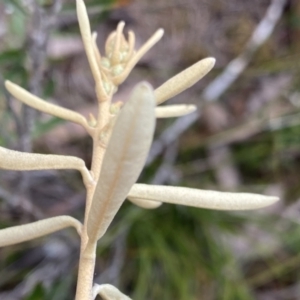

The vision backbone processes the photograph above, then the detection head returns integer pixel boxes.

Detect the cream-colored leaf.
[87,82,156,242]
[92,32,102,67]
[155,104,196,118]
[154,57,216,105]
[0,146,83,170]
[127,197,162,209]
[128,184,279,210]
[111,21,125,65]
[5,81,89,129]
[92,284,132,300]
[76,0,105,100]
[0,216,82,247]
[0,146,92,185]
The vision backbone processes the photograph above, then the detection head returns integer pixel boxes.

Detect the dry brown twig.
[0,0,279,299]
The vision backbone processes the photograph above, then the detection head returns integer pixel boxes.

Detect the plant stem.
[75,185,96,300]
[75,94,113,299]
[75,240,97,300]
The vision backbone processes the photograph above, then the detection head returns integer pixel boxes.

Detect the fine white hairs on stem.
[86,82,156,242]
[5,81,90,130]
[0,216,82,247]
[154,57,216,105]
[128,184,279,211]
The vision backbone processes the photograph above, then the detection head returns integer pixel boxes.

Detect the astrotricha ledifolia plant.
[0,0,279,299]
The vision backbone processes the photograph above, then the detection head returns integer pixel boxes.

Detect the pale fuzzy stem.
[92,284,132,300]
[5,81,90,131]
[92,32,102,68]
[128,184,280,210]
[154,57,216,105]
[0,146,94,187]
[113,29,164,85]
[75,106,112,300]
[75,85,112,300]
[88,112,97,127]
[75,185,96,300]
[111,21,125,65]
[155,104,197,118]
[0,216,82,247]
[127,197,162,209]
[75,239,97,300]
[76,0,107,102]
[91,100,112,176]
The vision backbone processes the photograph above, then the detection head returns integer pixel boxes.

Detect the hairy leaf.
[0,146,92,184]
[76,0,103,92]
[154,57,215,105]
[128,184,279,210]
[0,216,82,247]
[155,104,196,118]
[0,146,83,171]
[5,81,89,128]
[87,82,156,241]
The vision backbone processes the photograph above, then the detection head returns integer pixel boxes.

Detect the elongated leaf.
[0,216,82,247]
[5,81,89,128]
[155,104,196,118]
[128,184,279,210]
[93,284,132,300]
[0,146,92,184]
[76,0,103,90]
[0,146,83,171]
[127,197,162,209]
[87,82,156,241]
[154,57,215,105]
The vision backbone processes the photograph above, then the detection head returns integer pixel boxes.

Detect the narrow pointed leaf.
[0,216,82,247]
[0,146,83,171]
[154,57,216,105]
[0,146,92,184]
[76,0,102,87]
[5,81,89,129]
[128,184,279,210]
[87,82,156,241]
[93,284,131,300]
[127,197,162,209]
[155,104,196,118]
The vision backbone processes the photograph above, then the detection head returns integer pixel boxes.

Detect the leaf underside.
[87,82,156,241]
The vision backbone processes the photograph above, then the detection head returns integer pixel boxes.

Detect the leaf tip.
[156,28,164,38]
[200,57,216,73]
[263,195,280,207]
[4,80,13,90]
